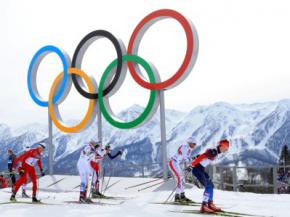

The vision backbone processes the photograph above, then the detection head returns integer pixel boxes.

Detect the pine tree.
[279,145,290,174]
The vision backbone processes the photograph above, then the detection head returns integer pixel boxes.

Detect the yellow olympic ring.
[48,68,97,133]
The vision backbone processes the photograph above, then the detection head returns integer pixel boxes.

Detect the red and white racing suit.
[13,149,43,196]
[169,144,193,194]
[90,148,106,192]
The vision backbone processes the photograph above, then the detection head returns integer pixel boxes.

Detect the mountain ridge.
[1,99,290,175]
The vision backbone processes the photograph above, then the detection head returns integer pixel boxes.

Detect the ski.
[169,210,245,217]
[92,195,133,200]
[152,201,201,206]
[172,209,271,217]
[64,200,123,205]
[0,201,56,205]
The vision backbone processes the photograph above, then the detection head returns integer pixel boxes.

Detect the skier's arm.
[191,153,207,167]
[107,151,122,160]
[12,152,29,169]
[37,159,43,171]
[191,149,218,167]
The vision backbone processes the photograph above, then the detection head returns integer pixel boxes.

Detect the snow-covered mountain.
[1,99,290,175]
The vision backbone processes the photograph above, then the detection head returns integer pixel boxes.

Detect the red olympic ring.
[128,9,198,90]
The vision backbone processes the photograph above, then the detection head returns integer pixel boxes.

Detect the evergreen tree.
[279,145,290,166]
[279,145,290,175]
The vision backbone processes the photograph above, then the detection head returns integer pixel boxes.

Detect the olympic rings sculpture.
[27,9,199,133]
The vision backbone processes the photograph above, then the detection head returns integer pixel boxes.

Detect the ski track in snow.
[0,175,289,217]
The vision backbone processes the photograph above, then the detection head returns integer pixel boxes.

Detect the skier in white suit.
[168,137,197,202]
[77,140,98,203]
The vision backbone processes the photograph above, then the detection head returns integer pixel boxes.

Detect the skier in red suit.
[0,175,7,188]
[188,139,230,213]
[10,143,45,203]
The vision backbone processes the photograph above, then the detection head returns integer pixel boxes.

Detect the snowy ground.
[0,175,289,217]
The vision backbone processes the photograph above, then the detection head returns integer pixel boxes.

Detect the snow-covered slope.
[0,175,289,217]
[1,99,290,174]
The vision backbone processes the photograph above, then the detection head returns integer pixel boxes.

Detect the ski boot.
[200,202,215,213]
[84,190,93,203]
[79,191,87,203]
[32,196,41,203]
[85,197,93,203]
[180,192,192,203]
[92,190,104,199]
[22,190,30,198]
[10,193,16,202]
[174,193,181,202]
[208,200,222,212]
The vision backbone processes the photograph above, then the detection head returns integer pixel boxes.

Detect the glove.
[206,149,218,158]
[118,150,123,156]
[40,169,45,177]
[19,169,25,175]
[185,166,193,173]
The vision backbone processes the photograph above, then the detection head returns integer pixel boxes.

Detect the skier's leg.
[176,163,191,202]
[13,171,27,194]
[78,160,89,202]
[84,165,93,202]
[95,171,100,192]
[27,166,39,202]
[192,166,215,213]
[10,172,16,189]
[168,160,181,201]
[204,172,220,211]
[90,162,101,197]
[22,181,29,198]
[10,167,28,201]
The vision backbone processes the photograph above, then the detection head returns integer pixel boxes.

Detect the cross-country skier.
[91,143,122,198]
[7,149,16,190]
[189,139,230,213]
[77,140,99,203]
[10,143,46,202]
[168,137,197,202]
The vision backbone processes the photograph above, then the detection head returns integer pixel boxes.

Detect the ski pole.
[105,180,121,192]
[165,170,190,203]
[125,177,163,190]
[165,186,178,203]
[101,167,106,193]
[46,177,65,188]
[102,164,114,195]
[103,161,116,194]
[137,179,168,192]
[72,184,80,190]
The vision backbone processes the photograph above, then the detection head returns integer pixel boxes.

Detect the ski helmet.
[38,143,46,149]
[90,140,101,148]
[218,139,230,149]
[105,144,111,151]
[186,137,196,144]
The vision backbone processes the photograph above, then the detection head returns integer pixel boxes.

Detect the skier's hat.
[38,143,46,149]
[218,139,230,149]
[89,140,101,148]
[105,144,111,150]
[186,137,197,144]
